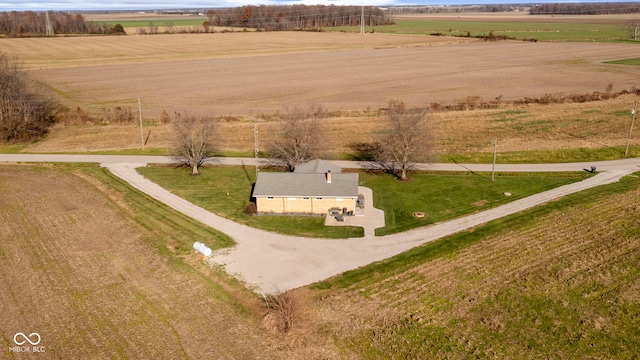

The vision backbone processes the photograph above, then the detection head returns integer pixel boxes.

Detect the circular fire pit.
[413,212,426,218]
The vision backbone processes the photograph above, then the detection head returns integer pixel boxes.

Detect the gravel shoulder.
[1,154,638,294]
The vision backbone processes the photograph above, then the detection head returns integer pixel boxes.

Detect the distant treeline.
[388,3,640,15]
[0,11,124,36]
[204,5,393,30]
[530,2,640,15]
[389,5,529,14]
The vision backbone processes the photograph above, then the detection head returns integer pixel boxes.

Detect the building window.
[267,197,274,200]
[316,197,323,201]
[288,197,297,201]
[303,197,310,200]
[337,198,344,201]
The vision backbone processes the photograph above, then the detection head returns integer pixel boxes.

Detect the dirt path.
[1,154,638,293]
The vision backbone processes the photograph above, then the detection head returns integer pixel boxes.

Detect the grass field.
[94,18,207,29]
[333,18,629,42]
[87,11,636,42]
[309,171,640,358]
[137,165,589,237]
[606,57,640,65]
[19,94,640,163]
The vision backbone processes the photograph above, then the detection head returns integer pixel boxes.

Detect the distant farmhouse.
[252,160,359,215]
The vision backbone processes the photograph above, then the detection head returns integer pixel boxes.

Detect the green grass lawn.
[605,57,640,66]
[138,165,364,238]
[138,165,589,238]
[329,19,628,42]
[360,171,589,235]
[440,146,640,164]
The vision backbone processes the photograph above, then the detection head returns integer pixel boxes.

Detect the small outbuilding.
[252,160,359,215]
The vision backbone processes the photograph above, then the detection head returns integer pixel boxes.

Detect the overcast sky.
[2,0,634,12]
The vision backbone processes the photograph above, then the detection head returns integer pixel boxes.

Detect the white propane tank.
[193,241,212,257]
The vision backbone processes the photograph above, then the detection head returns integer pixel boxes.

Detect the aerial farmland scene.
[1,0,640,358]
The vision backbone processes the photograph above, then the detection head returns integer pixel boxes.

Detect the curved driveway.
[1,154,639,294]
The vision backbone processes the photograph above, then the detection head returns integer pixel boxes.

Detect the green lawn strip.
[364,171,589,236]
[0,143,29,153]
[138,165,364,238]
[441,146,639,164]
[95,18,207,29]
[327,19,626,41]
[605,58,640,66]
[312,171,640,290]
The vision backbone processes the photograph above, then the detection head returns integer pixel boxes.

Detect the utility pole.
[625,101,637,157]
[491,138,497,181]
[138,98,144,150]
[254,123,259,179]
[360,1,365,34]
[45,11,54,36]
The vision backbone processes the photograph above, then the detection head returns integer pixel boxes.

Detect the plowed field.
[310,175,640,358]
[0,165,286,358]
[4,32,638,117]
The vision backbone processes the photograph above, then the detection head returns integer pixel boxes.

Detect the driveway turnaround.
[1,154,639,294]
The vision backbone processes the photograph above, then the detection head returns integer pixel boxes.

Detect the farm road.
[1,154,639,293]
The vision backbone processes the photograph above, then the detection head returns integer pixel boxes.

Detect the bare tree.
[379,99,431,181]
[267,105,324,171]
[172,112,216,176]
[625,21,640,41]
[0,52,56,143]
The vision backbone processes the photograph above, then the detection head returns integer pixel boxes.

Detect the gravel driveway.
[102,161,636,294]
[1,154,638,294]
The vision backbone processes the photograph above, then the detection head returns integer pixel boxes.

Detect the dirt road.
[1,154,638,293]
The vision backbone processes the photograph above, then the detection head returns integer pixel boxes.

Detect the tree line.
[388,5,529,15]
[0,11,125,36]
[530,2,640,15]
[204,5,393,30]
[0,53,56,142]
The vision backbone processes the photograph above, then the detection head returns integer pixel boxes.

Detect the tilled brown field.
[0,165,303,359]
[11,33,639,117]
[2,31,638,155]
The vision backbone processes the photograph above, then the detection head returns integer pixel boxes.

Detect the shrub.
[262,290,298,333]
[244,203,257,216]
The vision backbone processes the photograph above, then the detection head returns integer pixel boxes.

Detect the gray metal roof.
[294,159,343,174]
[253,172,358,198]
